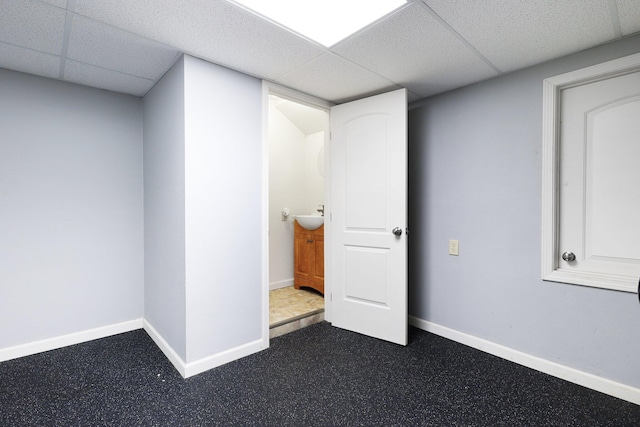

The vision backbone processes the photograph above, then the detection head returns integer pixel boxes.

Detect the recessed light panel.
[230,0,407,47]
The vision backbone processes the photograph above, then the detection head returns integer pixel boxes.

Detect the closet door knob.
[392,227,402,237]
[562,252,576,262]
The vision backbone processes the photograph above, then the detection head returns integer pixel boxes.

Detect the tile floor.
[269,286,324,338]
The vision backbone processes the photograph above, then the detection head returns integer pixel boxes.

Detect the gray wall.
[408,34,640,388]
[143,56,187,360]
[0,69,144,348]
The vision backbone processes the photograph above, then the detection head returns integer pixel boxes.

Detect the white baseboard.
[2,317,268,380]
[142,319,188,377]
[270,279,294,291]
[143,319,268,378]
[409,316,640,406]
[0,318,143,363]
[183,337,268,378]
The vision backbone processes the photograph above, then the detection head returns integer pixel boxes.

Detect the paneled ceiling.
[1,0,639,104]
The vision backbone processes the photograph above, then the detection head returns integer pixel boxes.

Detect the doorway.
[265,86,330,338]
[261,84,408,346]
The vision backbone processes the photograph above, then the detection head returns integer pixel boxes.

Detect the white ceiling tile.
[424,0,618,72]
[617,0,640,36]
[67,15,180,80]
[73,0,325,81]
[0,43,60,78]
[63,60,154,96]
[1,0,637,102]
[276,53,401,104]
[334,3,499,98]
[0,0,66,54]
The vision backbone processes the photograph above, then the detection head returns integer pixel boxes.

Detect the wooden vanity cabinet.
[294,220,324,294]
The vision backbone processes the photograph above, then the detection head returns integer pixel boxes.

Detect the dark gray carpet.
[1,322,638,426]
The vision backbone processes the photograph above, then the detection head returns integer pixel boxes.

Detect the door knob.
[392,227,402,237]
[562,252,576,262]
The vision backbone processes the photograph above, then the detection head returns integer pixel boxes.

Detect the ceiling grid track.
[607,0,623,39]
[415,0,503,75]
[57,0,75,79]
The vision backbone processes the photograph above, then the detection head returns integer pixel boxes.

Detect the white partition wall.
[143,56,188,362]
[183,55,265,368]
[143,55,265,377]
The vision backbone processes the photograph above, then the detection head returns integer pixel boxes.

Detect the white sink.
[294,215,324,230]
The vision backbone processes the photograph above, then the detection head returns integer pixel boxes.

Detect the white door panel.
[345,113,387,229]
[331,89,407,345]
[559,70,640,282]
[344,245,388,304]
[586,97,640,261]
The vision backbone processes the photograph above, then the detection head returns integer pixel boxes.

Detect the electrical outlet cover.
[449,239,459,256]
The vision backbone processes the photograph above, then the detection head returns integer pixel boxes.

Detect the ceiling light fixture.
[230,0,407,47]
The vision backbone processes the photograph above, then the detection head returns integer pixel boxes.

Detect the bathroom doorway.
[265,87,330,338]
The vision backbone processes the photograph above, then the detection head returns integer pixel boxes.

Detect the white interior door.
[558,70,640,290]
[330,89,407,345]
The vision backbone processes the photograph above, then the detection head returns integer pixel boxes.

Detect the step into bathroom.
[269,286,324,338]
